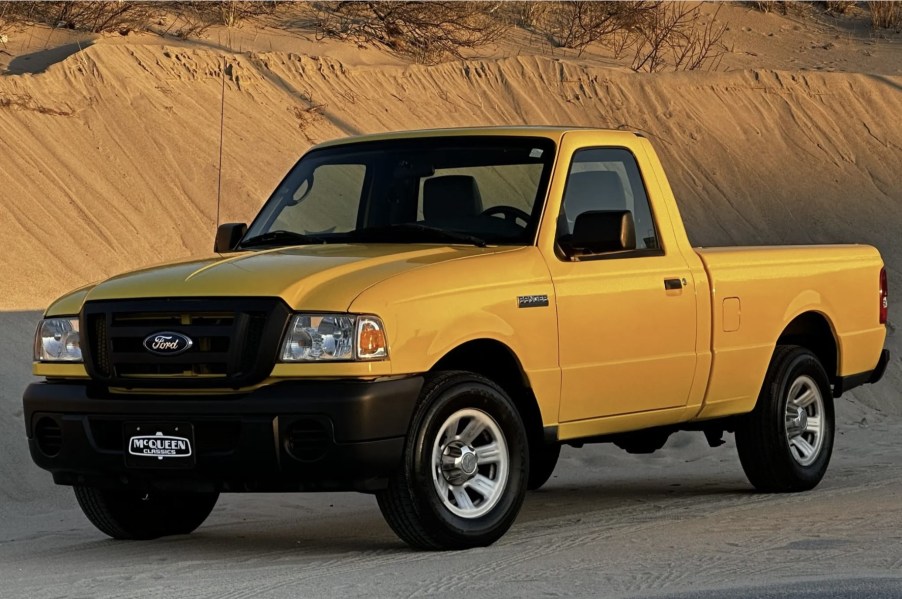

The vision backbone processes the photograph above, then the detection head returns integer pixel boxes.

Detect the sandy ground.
[1,3,902,596]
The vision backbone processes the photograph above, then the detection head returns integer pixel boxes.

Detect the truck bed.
[694,244,886,419]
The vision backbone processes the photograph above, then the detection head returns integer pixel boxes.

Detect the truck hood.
[60,244,517,313]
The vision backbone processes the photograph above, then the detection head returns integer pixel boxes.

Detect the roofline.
[310,126,639,150]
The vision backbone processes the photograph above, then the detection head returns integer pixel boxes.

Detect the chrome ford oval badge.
[143,331,193,356]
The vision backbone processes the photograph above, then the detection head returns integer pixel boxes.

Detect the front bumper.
[23,377,423,493]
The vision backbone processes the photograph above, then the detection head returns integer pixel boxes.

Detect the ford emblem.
[143,331,194,356]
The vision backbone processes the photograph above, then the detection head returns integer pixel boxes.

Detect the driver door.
[545,147,698,422]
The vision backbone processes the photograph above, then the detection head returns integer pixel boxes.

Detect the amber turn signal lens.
[357,317,387,359]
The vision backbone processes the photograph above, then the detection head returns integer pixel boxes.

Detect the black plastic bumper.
[833,349,890,398]
[23,377,423,493]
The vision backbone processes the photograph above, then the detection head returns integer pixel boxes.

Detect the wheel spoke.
[435,472,450,498]
[805,416,822,434]
[457,418,487,445]
[794,387,817,409]
[790,436,816,459]
[440,415,462,447]
[474,441,502,464]
[450,486,474,511]
[465,474,498,500]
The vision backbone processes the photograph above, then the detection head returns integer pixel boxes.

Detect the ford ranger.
[24,127,890,550]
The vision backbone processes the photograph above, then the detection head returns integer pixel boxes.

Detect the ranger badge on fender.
[518,295,549,308]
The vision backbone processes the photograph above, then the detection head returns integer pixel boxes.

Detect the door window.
[557,148,660,252]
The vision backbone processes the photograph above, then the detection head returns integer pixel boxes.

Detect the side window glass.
[557,148,659,251]
[271,164,365,234]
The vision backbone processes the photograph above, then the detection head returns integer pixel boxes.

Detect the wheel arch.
[776,311,839,382]
[429,339,548,445]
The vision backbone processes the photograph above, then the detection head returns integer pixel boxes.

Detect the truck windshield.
[242,136,556,248]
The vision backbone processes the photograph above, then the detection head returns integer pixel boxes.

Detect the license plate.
[125,422,196,469]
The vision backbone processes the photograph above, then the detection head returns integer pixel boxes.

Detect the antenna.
[215,56,226,231]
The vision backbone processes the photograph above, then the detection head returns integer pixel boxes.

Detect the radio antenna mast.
[215,55,226,230]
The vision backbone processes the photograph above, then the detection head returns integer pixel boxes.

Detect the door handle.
[664,278,683,290]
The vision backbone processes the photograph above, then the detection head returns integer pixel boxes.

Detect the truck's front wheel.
[74,486,219,540]
[377,372,528,550]
[735,345,834,492]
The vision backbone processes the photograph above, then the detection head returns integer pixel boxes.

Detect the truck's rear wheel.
[735,345,834,492]
[74,486,219,540]
[376,371,528,550]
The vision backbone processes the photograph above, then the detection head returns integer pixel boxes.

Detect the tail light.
[879,267,888,325]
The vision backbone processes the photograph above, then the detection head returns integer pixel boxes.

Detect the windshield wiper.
[239,230,326,249]
[351,224,487,248]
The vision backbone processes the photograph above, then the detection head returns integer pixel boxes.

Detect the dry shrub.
[628,3,729,72]
[748,1,779,13]
[746,1,807,15]
[868,0,902,30]
[519,1,727,72]
[194,1,281,28]
[154,2,282,38]
[543,1,660,57]
[0,1,150,33]
[0,1,283,39]
[824,1,856,15]
[157,8,214,40]
[314,1,508,64]
[503,1,552,29]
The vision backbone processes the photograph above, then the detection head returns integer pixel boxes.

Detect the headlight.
[280,314,388,362]
[34,317,82,362]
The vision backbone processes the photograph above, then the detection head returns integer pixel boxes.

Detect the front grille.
[91,316,111,377]
[82,298,291,389]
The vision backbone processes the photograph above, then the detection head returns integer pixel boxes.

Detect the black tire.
[376,371,528,550]
[527,442,560,491]
[74,486,219,540]
[735,345,835,492]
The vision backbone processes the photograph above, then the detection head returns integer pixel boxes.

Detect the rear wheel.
[377,371,528,550]
[74,486,219,540]
[735,345,834,492]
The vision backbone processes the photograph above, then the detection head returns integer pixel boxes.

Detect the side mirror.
[214,223,247,253]
[562,210,636,256]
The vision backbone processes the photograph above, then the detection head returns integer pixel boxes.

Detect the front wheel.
[377,371,528,550]
[74,486,219,540]
[735,345,834,492]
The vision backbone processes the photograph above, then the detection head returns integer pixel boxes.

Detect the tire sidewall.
[408,377,527,543]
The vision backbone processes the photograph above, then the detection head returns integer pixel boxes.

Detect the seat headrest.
[571,210,636,253]
[563,171,627,229]
[423,175,484,221]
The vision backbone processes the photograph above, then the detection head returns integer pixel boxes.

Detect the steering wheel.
[481,205,531,225]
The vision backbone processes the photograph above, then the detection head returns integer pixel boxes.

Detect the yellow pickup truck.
[25,127,889,550]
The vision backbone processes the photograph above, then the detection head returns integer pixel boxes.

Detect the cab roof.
[311,126,641,150]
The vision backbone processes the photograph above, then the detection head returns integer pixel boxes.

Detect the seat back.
[560,171,627,233]
[423,175,484,222]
